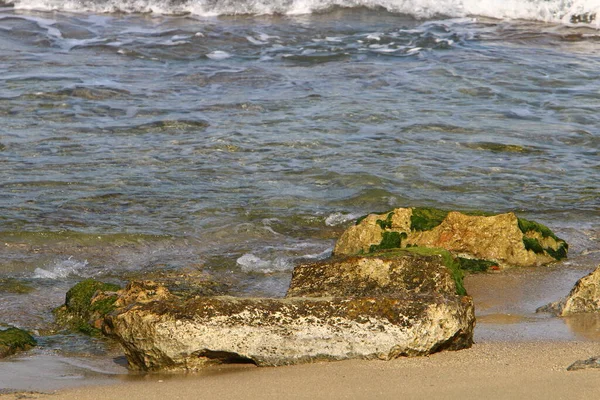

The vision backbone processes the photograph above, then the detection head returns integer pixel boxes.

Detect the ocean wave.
[33,257,90,279]
[3,0,599,24]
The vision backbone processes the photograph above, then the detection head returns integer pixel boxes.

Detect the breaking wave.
[4,0,600,24]
[33,257,90,279]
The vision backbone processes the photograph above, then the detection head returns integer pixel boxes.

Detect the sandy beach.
[2,262,599,399]
[1,341,599,400]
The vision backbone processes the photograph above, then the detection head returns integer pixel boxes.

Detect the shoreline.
[1,262,599,397]
[2,341,599,400]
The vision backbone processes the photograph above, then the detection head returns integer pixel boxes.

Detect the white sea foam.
[325,212,361,226]
[33,257,90,279]
[236,253,293,273]
[206,50,232,60]
[7,0,600,25]
[236,243,331,273]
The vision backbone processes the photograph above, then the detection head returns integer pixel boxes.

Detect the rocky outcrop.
[0,326,37,358]
[333,207,568,269]
[103,284,474,370]
[103,249,475,371]
[540,265,600,316]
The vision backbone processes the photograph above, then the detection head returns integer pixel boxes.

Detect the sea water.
[1,0,599,391]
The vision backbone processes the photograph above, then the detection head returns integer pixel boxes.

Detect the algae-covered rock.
[0,326,37,358]
[287,248,465,298]
[334,207,568,268]
[540,264,600,316]
[54,279,121,335]
[103,290,474,370]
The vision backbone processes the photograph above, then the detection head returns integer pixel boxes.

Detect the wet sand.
[1,341,600,400]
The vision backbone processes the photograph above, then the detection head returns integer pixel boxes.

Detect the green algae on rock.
[333,207,568,268]
[518,218,568,261]
[0,326,37,358]
[54,279,121,335]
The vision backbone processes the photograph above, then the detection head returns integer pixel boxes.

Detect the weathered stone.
[567,356,600,371]
[103,290,474,371]
[0,326,37,358]
[334,207,568,268]
[53,279,121,335]
[122,267,230,299]
[541,265,600,316]
[104,247,475,371]
[287,249,463,298]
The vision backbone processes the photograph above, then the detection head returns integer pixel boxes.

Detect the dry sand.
[2,341,599,400]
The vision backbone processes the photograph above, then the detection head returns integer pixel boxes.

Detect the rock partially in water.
[53,279,121,335]
[55,269,228,335]
[333,207,568,269]
[103,248,475,371]
[540,264,600,316]
[0,326,37,358]
[567,356,600,371]
[103,287,474,370]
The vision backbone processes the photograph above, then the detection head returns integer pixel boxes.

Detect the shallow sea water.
[1,0,600,391]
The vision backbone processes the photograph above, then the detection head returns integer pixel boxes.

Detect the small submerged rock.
[0,326,37,358]
[333,207,568,269]
[570,13,596,24]
[0,278,34,294]
[568,356,600,371]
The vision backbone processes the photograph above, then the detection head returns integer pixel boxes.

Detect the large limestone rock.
[103,250,475,371]
[541,265,600,316]
[334,207,568,268]
[103,285,474,370]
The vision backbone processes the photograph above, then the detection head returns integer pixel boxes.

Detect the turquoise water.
[0,2,599,390]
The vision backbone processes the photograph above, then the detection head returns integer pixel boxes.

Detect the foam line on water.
[5,0,600,26]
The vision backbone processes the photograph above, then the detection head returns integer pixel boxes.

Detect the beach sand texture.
[1,341,599,400]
